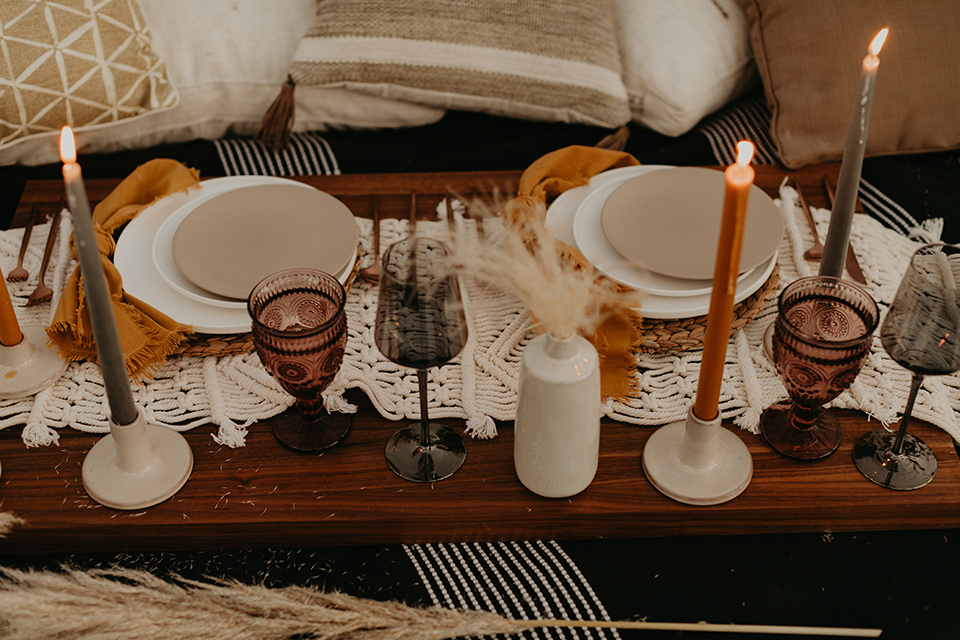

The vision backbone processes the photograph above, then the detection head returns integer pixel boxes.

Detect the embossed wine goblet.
[855,243,960,490]
[761,276,879,460]
[248,269,351,452]
[374,236,468,482]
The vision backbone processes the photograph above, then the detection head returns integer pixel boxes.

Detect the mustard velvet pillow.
[740,0,960,168]
[290,0,631,129]
[0,0,178,153]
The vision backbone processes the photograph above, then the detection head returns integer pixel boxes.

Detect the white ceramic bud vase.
[514,332,600,498]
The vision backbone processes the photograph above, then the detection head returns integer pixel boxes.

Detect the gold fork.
[6,204,39,282]
[26,206,62,305]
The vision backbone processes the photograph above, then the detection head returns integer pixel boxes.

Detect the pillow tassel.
[594,125,630,151]
[256,75,296,151]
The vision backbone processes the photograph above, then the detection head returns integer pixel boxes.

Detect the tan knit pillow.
[290,0,631,129]
[740,0,960,168]
[0,0,177,151]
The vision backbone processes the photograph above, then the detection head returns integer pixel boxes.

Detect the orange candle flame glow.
[736,141,755,168]
[869,28,889,57]
[60,126,77,164]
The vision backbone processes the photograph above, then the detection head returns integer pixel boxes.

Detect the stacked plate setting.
[545,166,783,319]
[115,177,359,333]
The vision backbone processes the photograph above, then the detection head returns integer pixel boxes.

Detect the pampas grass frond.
[0,567,881,638]
[0,567,523,640]
[453,196,641,340]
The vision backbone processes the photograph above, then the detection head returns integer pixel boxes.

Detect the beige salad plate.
[599,167,783,281]
[171,184,358,300]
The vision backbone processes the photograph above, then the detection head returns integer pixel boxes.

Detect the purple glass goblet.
[248,269,350,452]
[761,276,879,460]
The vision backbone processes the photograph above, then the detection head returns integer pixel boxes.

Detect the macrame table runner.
[2,184,957,448]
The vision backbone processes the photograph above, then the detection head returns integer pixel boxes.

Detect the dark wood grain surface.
[4,165,958,557]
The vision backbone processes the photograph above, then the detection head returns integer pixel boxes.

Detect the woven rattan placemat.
[637,263,780,354]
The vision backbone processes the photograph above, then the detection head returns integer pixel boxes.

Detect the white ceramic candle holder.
[642,405,752,506]
[82,408,193,510]
[0,324,68,400]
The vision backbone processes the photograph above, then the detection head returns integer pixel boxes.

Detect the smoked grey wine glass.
[248,269,351,452]
[761,276,879,460]
[854,243,960,490]
[374,236,468,482]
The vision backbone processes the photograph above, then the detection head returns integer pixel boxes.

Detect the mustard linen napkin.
[48,159,200,380]
[512,145,642,400]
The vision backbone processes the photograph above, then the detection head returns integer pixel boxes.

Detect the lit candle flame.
[869,28,889,57]
[59,125,77,164]
[736,141,755,167]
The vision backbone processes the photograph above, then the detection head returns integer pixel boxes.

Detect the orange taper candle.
[0,267,24,347]
[694,141,755,421]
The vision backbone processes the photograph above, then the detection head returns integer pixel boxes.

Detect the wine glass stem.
[417,368,431,447]
[891,372,923,455]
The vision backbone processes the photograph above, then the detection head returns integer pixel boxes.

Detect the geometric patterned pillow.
[0,0,177,149]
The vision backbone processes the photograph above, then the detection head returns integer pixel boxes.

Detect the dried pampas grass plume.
[453,195,641,340]
[0,567,522,640]
[0,567,880,639]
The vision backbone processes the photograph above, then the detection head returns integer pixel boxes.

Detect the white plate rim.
[115,176,356,334]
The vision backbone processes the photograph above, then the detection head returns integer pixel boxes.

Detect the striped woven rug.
[213,132,340,177]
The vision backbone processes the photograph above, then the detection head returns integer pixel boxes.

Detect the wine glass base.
[760,403,841,460]
[853,430,938,490]
[385,422,466,483]
[272,409,351,452]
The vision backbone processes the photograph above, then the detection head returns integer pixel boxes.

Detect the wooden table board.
[3,166,959,556]
[2,398,959,556]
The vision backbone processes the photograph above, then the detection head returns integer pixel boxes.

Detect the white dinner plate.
[115,176,357,334]
[546,169,777,319]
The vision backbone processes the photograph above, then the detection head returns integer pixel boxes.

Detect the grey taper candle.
[60,127,139,426]
[820,29,888,278]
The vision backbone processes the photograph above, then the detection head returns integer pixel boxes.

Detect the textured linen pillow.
[740,0,960,168]
[613,0,757,137]
[1,0,445,166]
[0,0,178,155]
[291,0,631,129]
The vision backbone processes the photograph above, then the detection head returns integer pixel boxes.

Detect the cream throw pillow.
[0,0,177,152]
[614,0,757,137]
[291,0,631,129]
